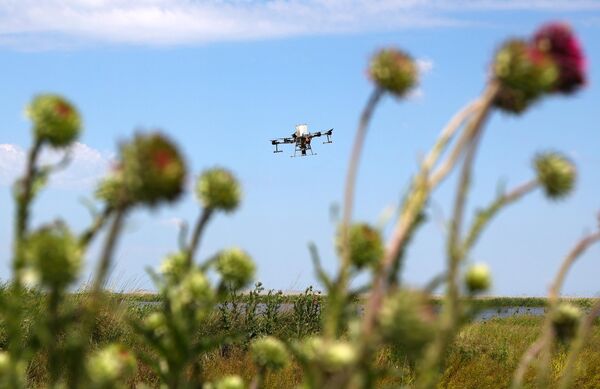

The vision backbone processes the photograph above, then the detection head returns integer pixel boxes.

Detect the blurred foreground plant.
[1,20,596,389]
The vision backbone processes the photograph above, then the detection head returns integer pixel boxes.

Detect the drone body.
[270,124,333,157]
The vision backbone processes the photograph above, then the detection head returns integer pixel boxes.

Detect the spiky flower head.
[215,248,256,289]
[27,94,82,147]
[251,336,289,371]
[534,22,586,94]
[143,312,167,336]
[321,341,357,372]
[168,268,214,313]
[204,375,245,389]
[379,290,435,360]
[87,344,137,388]
[119,132,187,207]
[296,337,357,371]
[552,303,582,342]
[338,223,384,269]
[534,152,576,200]
[196,168,241,212]
[22,222,82,289]
[493,40,558,114]
[368,48,417,97]
[159,252,188,283]
[464,263,492,294]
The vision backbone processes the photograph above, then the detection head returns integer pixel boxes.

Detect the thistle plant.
[1,19,596,389]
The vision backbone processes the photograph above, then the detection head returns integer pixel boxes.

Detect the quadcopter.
[270,124,333,157]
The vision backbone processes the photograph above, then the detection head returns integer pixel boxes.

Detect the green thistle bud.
[215,248,256,289]
[204,375,245,389]
[321,341,357,372]
[368,48,417,97]
[379,290,435,360]
[169,268,214,312]
[95,171,126,207]
[337,223,384,269]
[119,132,187,206]
[552,303,582,342]
[87,344,137,388]
[22,222,82,289]
[251,336,289,370]
[27,94,82,147]
[159,252,188,283]
[534,152,576,199]
[493,40,558,114]
[196,168,241,212]
[464,263,492,294]
[143,312,167,336]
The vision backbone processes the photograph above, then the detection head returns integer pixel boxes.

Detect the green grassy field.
[8,291,599,388]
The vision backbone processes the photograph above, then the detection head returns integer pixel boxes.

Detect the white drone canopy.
[295,124,308,137]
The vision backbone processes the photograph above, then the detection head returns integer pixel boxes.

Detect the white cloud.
[2,0,597,49]
[0,142,113,189]
[416,58,434,75]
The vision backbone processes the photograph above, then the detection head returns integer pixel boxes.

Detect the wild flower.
[26,94,81,147]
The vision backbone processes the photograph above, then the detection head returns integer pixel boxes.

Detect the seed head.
[379,290,435,360]
[215,248,256,289]
[368,48,418,97]
[321,341,357,372]
[534,22,586,94]
[552,303,582,342]
[338,223,384,269]
[196,168,241,212]
[464,263,492,294]
[159,252,188,283]
[534,152,576,200]
[87,344,137,387]
[22,222,82,289]
[251,336,289,370]
[168,268,214,313]
[27,94,81,147]
[119,132,187,207]
[493,40,558,114]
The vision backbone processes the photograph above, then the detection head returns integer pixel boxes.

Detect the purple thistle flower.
[533,22,586,94]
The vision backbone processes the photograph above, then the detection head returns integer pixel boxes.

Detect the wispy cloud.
[1,0,597,49]
[0,142,113,189]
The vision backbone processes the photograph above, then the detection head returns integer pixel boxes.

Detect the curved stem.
[512,339,545,389]
[91,208,128,294]
[15,138,43,242]
[326,87,383,338]
[186,207,213,267]
[360,81,499,346]
[558,299,600,389]
[512,230,600,388]
[79,205,113,248]
[463,179,538,252]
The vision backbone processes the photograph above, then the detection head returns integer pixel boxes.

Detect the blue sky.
[1,1,600,296]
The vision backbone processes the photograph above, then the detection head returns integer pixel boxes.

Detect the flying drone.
[270,124,333,157]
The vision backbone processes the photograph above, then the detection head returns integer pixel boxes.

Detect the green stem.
[416,82,498,389]
[512,230,600,389]
[463,180,538,253]
[78,205,113,248]
[328,87,383,339]
[186,207,213,267]
[558,298,600,389]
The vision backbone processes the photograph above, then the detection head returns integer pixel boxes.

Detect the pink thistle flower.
[533,22,586,94]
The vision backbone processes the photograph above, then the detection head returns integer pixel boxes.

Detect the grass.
[5,290,598,388]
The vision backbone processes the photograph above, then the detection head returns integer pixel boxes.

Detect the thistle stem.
[558,298,600,389]
[512,230,600,388]
[327,87,383,338]
[360,82,499,349]
[186,207,213,267]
